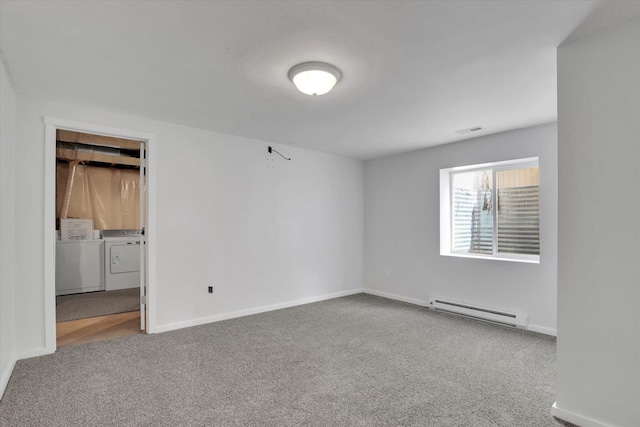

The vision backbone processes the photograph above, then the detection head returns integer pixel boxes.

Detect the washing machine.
[103,229,141,291]
[56,239,105,296]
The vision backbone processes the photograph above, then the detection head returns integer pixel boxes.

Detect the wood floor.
[56,311,143,348]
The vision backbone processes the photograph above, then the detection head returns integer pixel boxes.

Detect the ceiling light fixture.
[288,62,342,96]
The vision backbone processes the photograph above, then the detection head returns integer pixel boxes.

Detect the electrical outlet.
[208,286,213,294]
[384,268,391,278]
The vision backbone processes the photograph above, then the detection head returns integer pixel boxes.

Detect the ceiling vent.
[455,126,484,134]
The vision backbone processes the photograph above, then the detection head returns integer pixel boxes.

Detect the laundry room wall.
[55,130,143,231]
[13,95,364,355]
[56,162,142,230]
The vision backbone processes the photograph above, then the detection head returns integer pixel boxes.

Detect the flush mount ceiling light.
[288,62,342,96]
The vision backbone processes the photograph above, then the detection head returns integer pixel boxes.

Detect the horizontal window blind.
[452,189,493,255]
[497,185,540,255]
[442,158,539,262]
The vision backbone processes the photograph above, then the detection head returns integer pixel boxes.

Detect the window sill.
[441,252,540,264]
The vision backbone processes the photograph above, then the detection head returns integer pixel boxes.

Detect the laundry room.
[54,129,145,346]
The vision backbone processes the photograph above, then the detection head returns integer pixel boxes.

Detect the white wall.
[0,59,17,397]
[555,18,640,427]
[14,95,363,354]
[364,123,558,334]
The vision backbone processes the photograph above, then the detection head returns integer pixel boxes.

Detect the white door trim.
[139,141,146,331]
[43,117,157,354]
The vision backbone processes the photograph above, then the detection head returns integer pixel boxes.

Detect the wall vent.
[427,298,528,330]
[455,126,484,134]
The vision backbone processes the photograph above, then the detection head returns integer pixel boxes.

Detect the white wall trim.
[43,123,57,354]
[364,288,556,336]
[551,402,610,427]
[528,324,557,336]
[43,117,156,142]
[145,134,157,334]
[17,347,53,360]
[0,356,17,400]
[42,117,157,348]
[363,289,430,307]
[154,288,364,334]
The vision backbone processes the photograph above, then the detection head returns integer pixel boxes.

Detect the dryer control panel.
[103,229,141,239]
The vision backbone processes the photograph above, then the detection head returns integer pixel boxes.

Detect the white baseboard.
[528,324,557,337]
[1,347,55,399]
[154,288,364,334]
[18,347,54,360]
[0,357,17,400]
[552,402,608,427]
[363,289,429,307]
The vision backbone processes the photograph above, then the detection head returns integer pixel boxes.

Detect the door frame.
[43,117,157,353]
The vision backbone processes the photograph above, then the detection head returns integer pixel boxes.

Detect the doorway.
[43,117,156,352]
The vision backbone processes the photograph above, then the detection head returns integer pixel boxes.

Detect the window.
[440,157,540,263]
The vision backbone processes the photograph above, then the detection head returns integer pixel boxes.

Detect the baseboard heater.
[427,298,528,330]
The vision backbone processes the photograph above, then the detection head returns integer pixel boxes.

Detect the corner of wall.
[363,123,558,333]
[551,402,609,427]
[557,15,640,427]
[0,357,17,399]
[0,56,18,400]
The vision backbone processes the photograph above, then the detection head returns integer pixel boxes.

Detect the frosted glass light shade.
[288,62,341,96]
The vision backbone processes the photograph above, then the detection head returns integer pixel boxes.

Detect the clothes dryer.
[103,229,141,291]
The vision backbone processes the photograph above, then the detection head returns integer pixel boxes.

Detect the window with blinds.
[441,158,540,263]
[452,169,493,255]
[496,167,539,255]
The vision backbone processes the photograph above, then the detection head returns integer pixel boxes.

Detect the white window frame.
[440,157,540,264]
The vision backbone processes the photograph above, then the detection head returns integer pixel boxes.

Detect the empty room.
[1,1,638,426]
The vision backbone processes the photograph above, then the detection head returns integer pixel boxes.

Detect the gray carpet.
[1,294,567,426]
[56,288,140,322]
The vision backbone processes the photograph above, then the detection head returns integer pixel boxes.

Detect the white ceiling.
[0,0,623,160]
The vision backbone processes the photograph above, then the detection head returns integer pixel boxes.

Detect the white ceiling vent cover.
[428,298,528,330]
[455,126,484,134]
